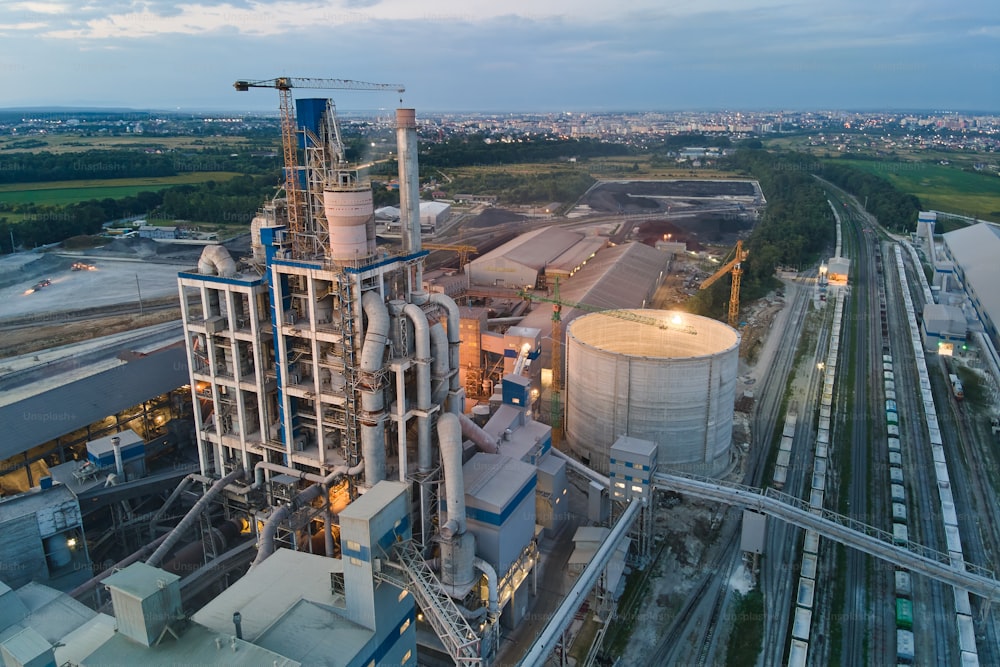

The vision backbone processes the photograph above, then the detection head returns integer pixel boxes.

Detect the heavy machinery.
[699,239,748,328]
[234,77,404,257]
[517,279,697,446]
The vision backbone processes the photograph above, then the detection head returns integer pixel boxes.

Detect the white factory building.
[467,226,607,289]
[938,221,1000,349]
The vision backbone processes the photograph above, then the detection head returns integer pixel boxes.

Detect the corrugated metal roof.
[79,621,300,666]
[54,614,116,667]
[0,484,76,524]
[547,236,607,274]
[192,548,345,642]
[0,346,189,461]
[103,562,179,601]
[943,222,1000,334]
[0,581,98,646]
[255,598,372,667]
[471,227,583,271]
[463,453,535,514]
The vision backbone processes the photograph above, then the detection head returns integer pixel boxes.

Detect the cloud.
[969,25,1000,38]
[0,21,48,30]
[8,2,72,14]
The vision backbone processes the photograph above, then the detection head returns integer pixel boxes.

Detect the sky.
[0,0,997,113]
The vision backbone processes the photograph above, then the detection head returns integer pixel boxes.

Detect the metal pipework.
[429,293,464,413]
[403,303,433,472]
[430,322,450,406]
[147,465,245,567]
[437,413,466,538]
[458,412,499,455]
[251,483,325,568]
[360,290,390,487]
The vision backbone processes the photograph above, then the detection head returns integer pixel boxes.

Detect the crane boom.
[234,77,404,94]
[234,76,404,258]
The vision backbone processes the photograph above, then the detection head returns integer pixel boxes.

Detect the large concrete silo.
[564,310,739,477]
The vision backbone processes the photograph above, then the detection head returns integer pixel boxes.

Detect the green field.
[832,159,1000,221]
[0,172,243,209]
[0,134,262,154]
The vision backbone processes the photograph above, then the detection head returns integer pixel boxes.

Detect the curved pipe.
[197,244,237,277]
[148,474,197,524]
[438,413,466,538]
[147,466,244,567]
[361,291,390,487]
[252,460,363,490]
[251,483,325,568]
[474,557,499,616]
[404,303,433,472]
[430,321,450,406]
[459,412,499,455]
[430,293,464,413]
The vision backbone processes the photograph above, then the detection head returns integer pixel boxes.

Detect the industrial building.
[165,95,571,665]
[938,221,1000,348]
[466,226,606,288]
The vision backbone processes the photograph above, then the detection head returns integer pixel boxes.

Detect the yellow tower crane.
[234,77,404,257]
[518,279,697,446]
[699,239,749,328]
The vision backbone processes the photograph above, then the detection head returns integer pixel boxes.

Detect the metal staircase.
[387,539,482,666]
[336,274,361,466]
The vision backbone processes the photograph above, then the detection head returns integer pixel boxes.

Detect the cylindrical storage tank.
[323,185,375,261]
[565,310,739,477]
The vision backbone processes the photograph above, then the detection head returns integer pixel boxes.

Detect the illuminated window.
[632,485,643,494]
[400,618,411,634]
[614,482,625,489]
[398,589,408,602]
[403,650,412,664]
[347,540,361,552]
[350,557,362,567]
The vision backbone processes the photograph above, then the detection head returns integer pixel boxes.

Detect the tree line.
[688,148,835,319]
[0,148,280,184]
[816,162,921,233]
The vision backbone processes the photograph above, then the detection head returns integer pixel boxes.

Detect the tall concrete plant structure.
[564,310,739,477]
[173,98,548,665]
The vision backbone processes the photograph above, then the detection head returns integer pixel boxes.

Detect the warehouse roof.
[192,548,345,642]
[518,242,669,345]
[943,222,1000,334]
[471,227,584,272]
[0,345,189,461]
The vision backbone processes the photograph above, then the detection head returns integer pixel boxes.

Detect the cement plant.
[1,80,1000,667]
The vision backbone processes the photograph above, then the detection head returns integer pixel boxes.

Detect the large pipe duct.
[429,293,464,413]
[459,412,499,454]
[361,290,390,487]
[252,460,364,490]
[396,109,421,258]
[430,321,450,406]
[147,466,244,567]
[161,518,242,576]
[251,482,325,568]
[474,557,500,617]
[197,244,238,277]
[438,413,476,592]
[438,413,466,538]
[403,303,433,473]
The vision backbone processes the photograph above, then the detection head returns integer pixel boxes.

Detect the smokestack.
[111,436,124,478]
[396,109,421,259]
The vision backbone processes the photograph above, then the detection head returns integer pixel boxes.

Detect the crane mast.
[699,239,748,328]
[234,77,405,258]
